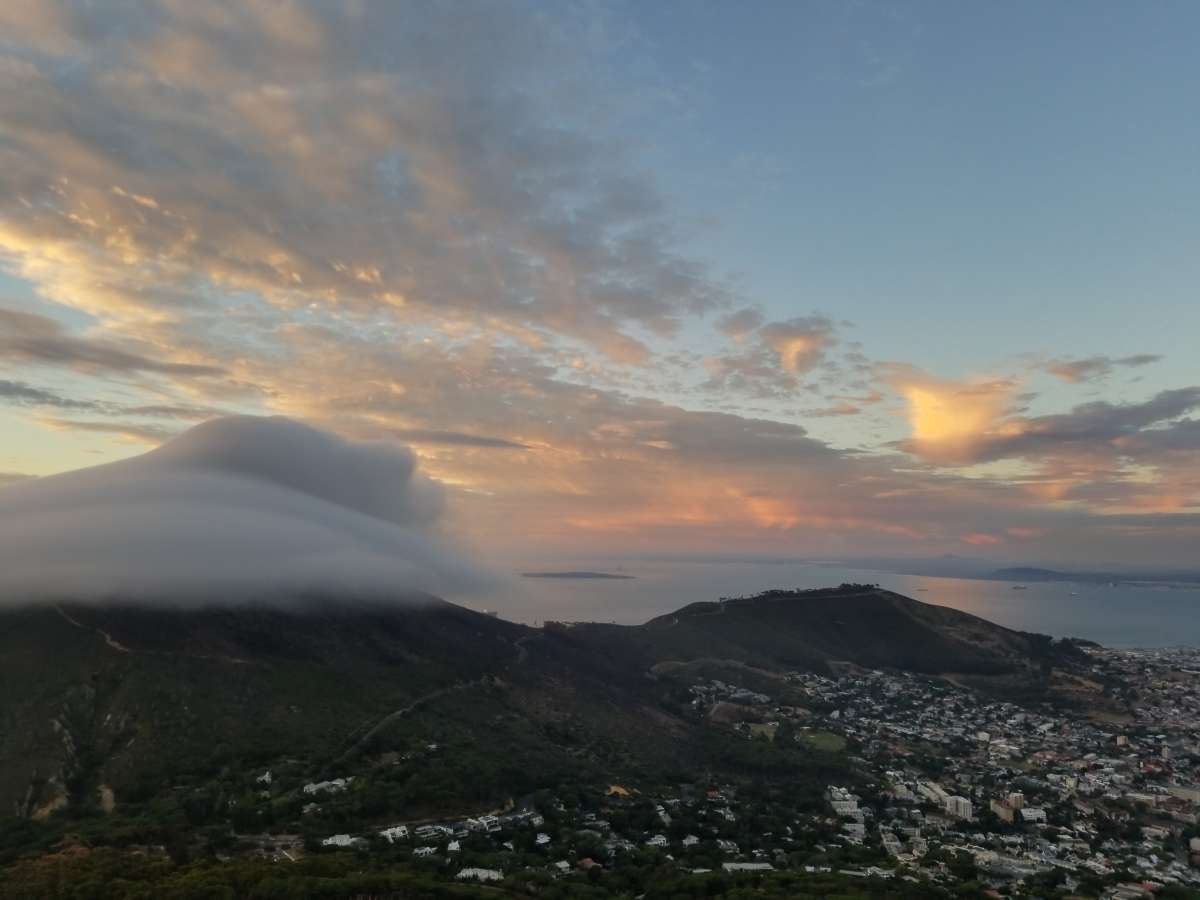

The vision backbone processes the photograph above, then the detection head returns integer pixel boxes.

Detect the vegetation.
[0,848,969,900]
[0,586,1101,896]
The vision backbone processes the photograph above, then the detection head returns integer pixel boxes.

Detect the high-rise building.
[946,795,973,820]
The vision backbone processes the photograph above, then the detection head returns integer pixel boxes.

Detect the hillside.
[561,584,1072,678]
[0,585,1086,837]
[0,597,534,821]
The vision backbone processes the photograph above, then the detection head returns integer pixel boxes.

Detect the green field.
[799,730,846,753]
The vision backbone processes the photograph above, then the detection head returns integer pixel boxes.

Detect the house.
[723,862,773,872]
[447,840,460,854]
[413,846,437,858]
[457,868,502,882]
[303,777,353,796]
[379,825,409,843]
[535,832,551,847]
[321,834,359,848]
[682,834,700,847]
[646,834,668,848]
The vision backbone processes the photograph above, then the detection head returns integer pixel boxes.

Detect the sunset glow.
[1,1,1199,570]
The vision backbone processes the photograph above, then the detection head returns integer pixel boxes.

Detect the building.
[457,868,502,882]
[945,795,973,820]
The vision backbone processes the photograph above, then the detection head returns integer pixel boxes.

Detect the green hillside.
[562,584,1071,678]
[0,583,1091,897]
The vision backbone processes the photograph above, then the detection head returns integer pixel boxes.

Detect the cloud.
[0,416,488,603]
[703,315,837,397]
[0,308,222,377]
[882,364,1017,464]
[0,2,730,361]
[801,400,867,418]
[1046,353,1162,383]
[887,361,1200,494]
[390,429,529,450]
[760,317,837,373]
[0,378,97,410]
[0,378,227,434]
[715,306,764,338]
[957,387,1200,465]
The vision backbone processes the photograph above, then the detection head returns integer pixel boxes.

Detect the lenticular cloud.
[0,416,487,604]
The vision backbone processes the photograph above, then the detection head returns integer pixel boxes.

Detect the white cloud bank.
[0,416,488,604]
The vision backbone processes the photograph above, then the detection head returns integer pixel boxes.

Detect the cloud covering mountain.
[0,416,487,603]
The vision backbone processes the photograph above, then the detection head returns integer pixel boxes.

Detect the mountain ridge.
[0,585,1088,827]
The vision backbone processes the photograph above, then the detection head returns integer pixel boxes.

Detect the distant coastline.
[983,566,1200,589]
[832,557,1200,589]
[521,570,635,580]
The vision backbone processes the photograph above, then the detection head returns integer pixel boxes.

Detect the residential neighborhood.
[249,644,1200,898]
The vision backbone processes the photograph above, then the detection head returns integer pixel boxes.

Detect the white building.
[303,777,353,796]
[457,868,502,882]
[945,795,973,820]
[379,824,409,843]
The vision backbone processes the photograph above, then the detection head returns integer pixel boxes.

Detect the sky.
[1,0,1199,574]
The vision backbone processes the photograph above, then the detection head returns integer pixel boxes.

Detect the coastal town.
[238,644,1200,898]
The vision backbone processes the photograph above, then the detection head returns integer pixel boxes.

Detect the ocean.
[482,561,1200,649]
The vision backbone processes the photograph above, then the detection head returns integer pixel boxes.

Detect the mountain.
[989,566,1074,582]
[556,584,1072,678]
[0,585,1085,829]
[0,596,530,820]
[989,565,1200,585]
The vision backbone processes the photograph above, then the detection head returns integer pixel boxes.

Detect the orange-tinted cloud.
[882,364,1017,464]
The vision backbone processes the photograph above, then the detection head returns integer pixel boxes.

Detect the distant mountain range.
[0,584,1094,826]
[986,566,1200,586]
[827,554,1200,586]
